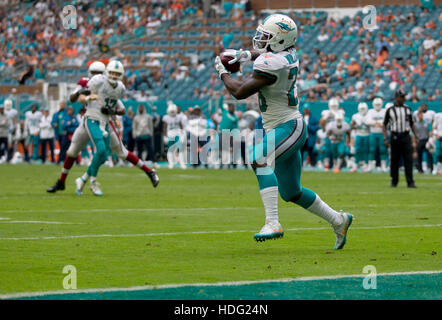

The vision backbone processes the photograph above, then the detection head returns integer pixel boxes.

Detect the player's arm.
[346,129,351,146]
[115,100,125,116]
[220,72,275,100]
[222,49,261,64]
[70,87,91,103]
[408,109,418,154]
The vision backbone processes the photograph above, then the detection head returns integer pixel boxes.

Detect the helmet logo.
[275,21,294,34]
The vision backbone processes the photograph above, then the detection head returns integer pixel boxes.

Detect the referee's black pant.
[390,132,414,186]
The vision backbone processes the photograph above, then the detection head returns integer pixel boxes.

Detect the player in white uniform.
[24,104,43,161]
[163,102,186,169]
[319,98,345,171]
[47,61,159,194]
[366,97,388,172]
[326,113,351,173]
[3,99,17,162]
[315,123,327,170]
[350,103,370,172]
[215,14,353,248]
[413,104,435,172]
[433,112,442,174]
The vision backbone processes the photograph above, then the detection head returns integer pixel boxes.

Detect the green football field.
[0,164,440,300]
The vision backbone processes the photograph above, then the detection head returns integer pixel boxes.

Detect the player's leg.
[250,125,281,241]
[109,126,159,187]
[323,138,331,171]
[47,123,89,193]
[367,133,377,171]
[378,134,388,172]
[79,119,110,196]
[275,125,353,249]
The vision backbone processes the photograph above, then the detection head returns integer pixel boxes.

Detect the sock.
[81,172,89,182]
[305,194,343,226]
[255,166,278,190]
[260,186,279,223]
[126,151,152,173]
[60,156,76,183]
[90,176,96,184]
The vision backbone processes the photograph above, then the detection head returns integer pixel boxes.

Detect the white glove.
[214,56,229,78]
[222,49,252,65]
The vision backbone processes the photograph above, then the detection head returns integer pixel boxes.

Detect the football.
[220,53,240,73]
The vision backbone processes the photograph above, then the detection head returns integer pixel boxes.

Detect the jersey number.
[104,98,117,109]
[257,66,298,113]
[288,67,298,107]
[258,91,268,113]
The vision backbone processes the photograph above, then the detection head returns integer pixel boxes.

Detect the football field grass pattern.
[0,164,440,299]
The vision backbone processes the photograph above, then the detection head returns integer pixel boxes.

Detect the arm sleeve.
[253,54,283,79]
[87,75,103,94]
[408,107,414,127]
[383,108,390,126]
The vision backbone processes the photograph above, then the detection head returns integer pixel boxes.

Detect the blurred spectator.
[414,111,433,173]
[301,106,320,166]
[317,28,329,42]
[133,104,156,163]
[25,104,42,161]
[59,106,78,163]
[347,58,361,77]
[123,108,135,152]
[0,105,8,162]
[51,101,66,163]
[39,109,55,163]
[14,121,29,163]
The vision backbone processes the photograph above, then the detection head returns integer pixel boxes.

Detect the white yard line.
[0,224,439,241]
[1,207,262,213]
[0,221,84,225]
[1,270,440,300]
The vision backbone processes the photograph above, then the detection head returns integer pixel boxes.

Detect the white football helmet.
[3,99,13,111]
[106,60,125,85]
[328,97,339,111]
[88,61,106,77]
[373,97,384,111]
[253,14,297,53]
[358,102,368,115]
[167,102,178,117]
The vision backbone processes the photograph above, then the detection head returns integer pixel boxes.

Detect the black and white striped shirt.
[383,104,413,133]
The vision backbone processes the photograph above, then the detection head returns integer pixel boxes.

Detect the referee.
[383,89,418,188]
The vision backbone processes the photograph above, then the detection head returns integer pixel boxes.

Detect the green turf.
[0,164,441,299]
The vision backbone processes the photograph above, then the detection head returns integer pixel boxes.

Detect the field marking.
[0,216,83,225]
[1,202,438,214]
[0,221,84,225]
[0,207,261,213]
[1,270,440,300]
[0,224,439,241]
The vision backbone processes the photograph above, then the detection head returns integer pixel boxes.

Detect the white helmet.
[358,102,368,115]
[373,97,383,111]
[167,102,178,117]
[88,61,106,77]
[328,97,339,111]
[335,112,344,126]
[253,14,297,53]
[106,60,125,85]
[3,99,13,111]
